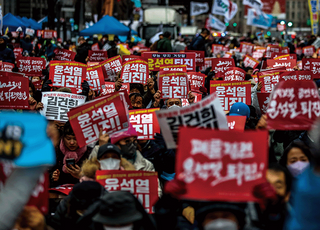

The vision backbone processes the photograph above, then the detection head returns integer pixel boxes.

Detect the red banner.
[210,81,251,111]
[267,81,320,130]
[185,50,205,67]
[120,59,149,84]
[257,93,270,114]
[68,92,129,147]
[91,43,100,51]
[54,48,76,61]
[224,67,246,81]
[160,65,187,72]
[266,59,296,70]
[212,58,235,78]
[129,108,160,140]
[253,47,266,60]
[280,71,313,81]
[303,46,315,56]
[176,127,268,201]
[258,69,287,93]
[273,54,297,60]
[101,82,130,96]
[122,55,142,62]
[302,58,320,78]
[200,57,214,71]
[181,92,202,106]
[16,56,46,77]
[158,71,189,99]
[100,56,122,81]
[37,30,57,39]
[187,72,206,93]
[88,50,108,62]
[240,42,254,55]
[86,64,106,91]
[281,47,290,54]
[13,48,23,59]
[96,170,158,214]
[265,45,281,58]
[243,55,259,69]
[1,62,14,72]
[49,61,87,94]
[0,72,29,109]
[226,116,246,131]
[212,44,224,55]
[142,52,196,71]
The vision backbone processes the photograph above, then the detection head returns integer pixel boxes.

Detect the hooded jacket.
[0,37,15,63]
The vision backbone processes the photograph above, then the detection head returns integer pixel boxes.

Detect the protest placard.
[226,116,246,131]
[49,61,87,94]
[175,127,268,201]
[281,47,290,54]
[266,59,296,70]
[1,62,14,72]
[267,80,320,130]
[53,48,76,61]
[120,59,149,84]
[160,65,187,72]
[280,71,313,81]
[96,170,158,214]
[257,92,270,114]
[88,50,108,62]
[187,72,206,93]
[265,45,281,58]
[212,58,235,78]
[0,72,29,109]
[200,57,214,71]
[156,92,228,149]
[122,55,142,62]
[303,46,316,56]
[185,50,205,67]
[32,80,42,91]
[224,67,246,81]
[100,56,122,81]
[210,81,251,111]
[212,44,224,55]
[302,58,320,78]
[86,64,106,91]
[91,43,100,51]
[258,69,287,93]
[13,48,23,59]
[129,108,160,140]
[181,92,202,107]
[296,48,302,56]
[273,54,297,60]
[37,30,57,39]
[158,71,189,99]
[40,92,86,122]
[16,56,46,76]
[240,42,254,55]
[252,47,266,60]
[142,52,196,71]
[68,92,129,148]
[243,55,259,69]
[101,82,130,96]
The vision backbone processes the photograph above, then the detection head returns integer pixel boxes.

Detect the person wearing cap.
[0,36,15,63]
[228,102,258,130]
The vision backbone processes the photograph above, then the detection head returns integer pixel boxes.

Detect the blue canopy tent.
[17,16,32,28]
[79,15,137,36]
[27,18,42,30]
[3,13,29,31]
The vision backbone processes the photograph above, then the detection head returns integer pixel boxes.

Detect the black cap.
[97,143,121,160]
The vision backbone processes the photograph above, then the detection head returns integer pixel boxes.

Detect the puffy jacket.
[0,47,15,63]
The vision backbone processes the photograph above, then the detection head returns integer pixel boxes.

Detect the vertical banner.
[257,92,270,114]
[158,71,189,99]
[176,127,268,201]
[309,0,319,35]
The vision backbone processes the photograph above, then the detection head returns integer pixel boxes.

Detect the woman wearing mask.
[279,140,312,177]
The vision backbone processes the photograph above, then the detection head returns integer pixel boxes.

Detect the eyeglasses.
[168,101,181,106]
[124,138,137,145]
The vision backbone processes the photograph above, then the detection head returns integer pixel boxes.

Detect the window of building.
[292,12,295,18]
[297,1,301,8]
[292,1,295,8]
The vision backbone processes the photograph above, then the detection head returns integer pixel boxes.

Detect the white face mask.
[287,161,310,177]
[103,224,133,230]
[204,219,238,230]
[99,158,120,170]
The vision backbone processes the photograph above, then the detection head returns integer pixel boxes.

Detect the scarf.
[60,139,87,174]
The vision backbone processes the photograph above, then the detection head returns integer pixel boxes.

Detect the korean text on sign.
[176,127,268,201]
[266,59,297,70]
[129,108,160,140]
[257,92,270,114]
[40,92,86,122]
[142,52,196,71]
[88,50,108,62]
[158,71,189,99]
[67,92,129,147]
[86,64,106,91]
[160,65,187,72]
[243,55,259,69]
[121,59,149,84]
[240,42,254,55]
[54,48,76,61]
[200,57,214,71]
[302,58,320,78]
[258,69,287,93]
[49,61,87,94]
[101,56,122,82]
[96,170,159,214]
[280,71,314,81]
[16,57,46,76]
[267,80,320,130]
[210,81,251,111]
[156,93,229,149]
[101,82,130,96]
[212,58,235,78]
[187,72,206,93]
[185,50,205,67]
[224,67,246,81]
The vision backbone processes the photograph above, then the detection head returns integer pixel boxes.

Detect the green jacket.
[157,37,173,52]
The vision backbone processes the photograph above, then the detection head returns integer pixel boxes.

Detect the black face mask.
[0,43,6,50]
[120,142,137,163]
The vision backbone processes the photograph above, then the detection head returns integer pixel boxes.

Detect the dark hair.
[244,67,253,73]
[245,74,252,80]
[63,121,75,136]
[163,31,171,38]
[269,163,292,194]
[29,81,35,96]
[130,83,144,95]
[129,93,144,108]
[279,139,312,167]
[201,28,210,35]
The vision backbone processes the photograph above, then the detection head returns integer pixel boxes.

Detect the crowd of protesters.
[2,27,320,230]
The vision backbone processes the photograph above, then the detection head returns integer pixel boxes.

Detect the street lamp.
[288,22,293,27]
[280,20,285,25]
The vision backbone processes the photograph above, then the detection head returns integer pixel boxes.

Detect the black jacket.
[75,42,91,64]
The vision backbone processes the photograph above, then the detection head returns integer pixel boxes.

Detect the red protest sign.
[187,72,206,93]
[267,80,320,130]
[181,92,202,106]
[120,59,149,84]
[91,43,100,51]
[243,55,259,69]
[253,47,266,60]
[265,45,281,58]
[13,48,23,59]
[302,58,320,78]
[280,71,313,81]
[87,62,99,67]
[200,57,214,71]
[49,184,74,196]
[281,47,290,54]
[160,65,187,72]
[258,69,287,93]
[129,108,160,140]
[54,48,76,61]
[224,67,246,81]
[88,50,108,62]
[49,61,87,94]
[273,54,297,60]
[68,92,129,147]
[240,42,254,55]
[96,170,159,214]
[226,116,246,131]
[158,71,189,99]
[303,46,315,56]
[16,56,46,77]
[296,48,303,56]
[185,50,205,67]
[266,59,296,70]
[86,64,106,91]
[210,81,251,111]
[32,80,42,91]
[1,62,14,72]
[0,71,29,109]
[39,30,57,39]
[101,56,122,81]
[212,58,235,78]
[257,92,270,114]
[212,44,224,55]
[122,55,142,62]
[176,127,268,201]
[142,52,196,71]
